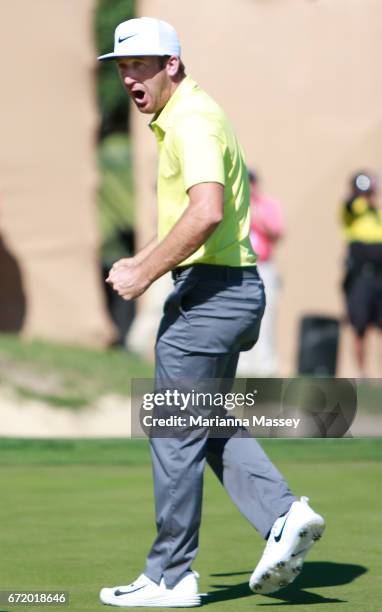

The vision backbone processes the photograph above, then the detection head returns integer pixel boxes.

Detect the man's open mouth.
[131,87,146,103]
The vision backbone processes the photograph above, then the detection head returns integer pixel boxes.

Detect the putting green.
[0,439,381,611]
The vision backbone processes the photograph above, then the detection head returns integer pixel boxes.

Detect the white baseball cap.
[97,17,181,61]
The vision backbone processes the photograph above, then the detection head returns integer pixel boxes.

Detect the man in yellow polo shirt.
[100,17,324,607]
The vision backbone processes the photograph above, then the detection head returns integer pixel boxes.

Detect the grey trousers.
[144,266,296,588]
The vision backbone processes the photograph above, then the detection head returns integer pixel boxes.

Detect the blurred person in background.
[238,170,284,376]
[341,170,382,376]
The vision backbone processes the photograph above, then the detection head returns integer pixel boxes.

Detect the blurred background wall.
[0,0,114,346]
[133,0,382,375]
[1,0,381,373]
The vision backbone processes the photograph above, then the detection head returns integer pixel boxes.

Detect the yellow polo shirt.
[149,76,257,267]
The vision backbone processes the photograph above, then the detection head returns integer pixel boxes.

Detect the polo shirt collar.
[150,75,196,134]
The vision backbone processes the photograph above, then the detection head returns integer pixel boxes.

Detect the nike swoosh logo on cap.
[118,34,137,44]
[114,585,146,596]
[274,513,290,542]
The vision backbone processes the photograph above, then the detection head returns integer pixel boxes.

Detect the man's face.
[117,56,172,114]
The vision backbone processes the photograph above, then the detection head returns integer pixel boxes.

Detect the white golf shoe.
[249,496,325,595]
[100,570,201,607]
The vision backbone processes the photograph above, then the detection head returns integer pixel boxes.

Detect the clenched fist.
[106,259,151,300]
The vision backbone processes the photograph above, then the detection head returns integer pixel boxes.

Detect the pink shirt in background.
[249,193,284,262]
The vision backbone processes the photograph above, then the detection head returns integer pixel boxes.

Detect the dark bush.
[94,0,135,138]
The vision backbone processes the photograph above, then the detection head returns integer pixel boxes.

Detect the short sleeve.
[172,115,226,191]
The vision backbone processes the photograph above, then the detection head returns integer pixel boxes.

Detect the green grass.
[1,333,382,418]
[0,438,382,466]
[0,439,381,611]
[0,333,153,408]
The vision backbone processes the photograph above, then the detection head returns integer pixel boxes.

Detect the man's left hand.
[106,261,151,300]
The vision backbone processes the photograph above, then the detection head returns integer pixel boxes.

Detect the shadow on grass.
[205,561,367,606]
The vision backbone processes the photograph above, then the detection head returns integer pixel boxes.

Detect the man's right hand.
[106,260,152,300]
[108,257,136,277]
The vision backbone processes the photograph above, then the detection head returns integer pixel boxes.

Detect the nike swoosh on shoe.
[114,585,146,596]
[273,513,290,542]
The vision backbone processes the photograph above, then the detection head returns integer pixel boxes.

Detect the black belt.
[171,263,259,281]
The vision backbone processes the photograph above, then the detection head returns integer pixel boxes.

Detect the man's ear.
[166,55,181,78]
